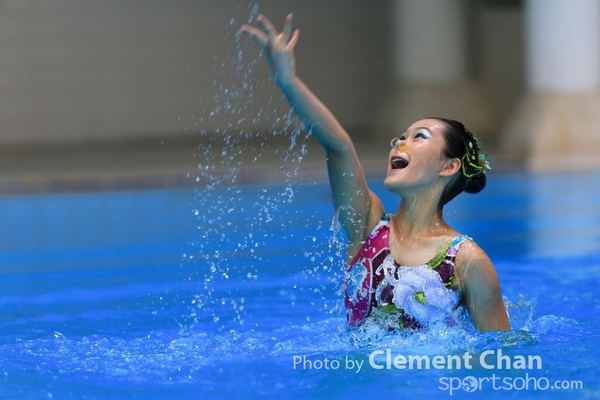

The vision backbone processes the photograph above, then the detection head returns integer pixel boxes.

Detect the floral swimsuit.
[344,213,468,329]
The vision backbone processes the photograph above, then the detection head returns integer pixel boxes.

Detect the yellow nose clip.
[389,137,407,152]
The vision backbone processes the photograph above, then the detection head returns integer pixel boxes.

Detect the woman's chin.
[383,175,405,193]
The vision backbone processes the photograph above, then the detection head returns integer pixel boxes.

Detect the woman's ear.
[440,157,461,177]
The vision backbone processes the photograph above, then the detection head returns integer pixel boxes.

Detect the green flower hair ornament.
[461,136,491,178]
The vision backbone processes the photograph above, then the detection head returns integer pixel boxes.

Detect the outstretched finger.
[239,25,268,47]
[282,13,293,42]
[287,29,300,50]
[256,14,278,41]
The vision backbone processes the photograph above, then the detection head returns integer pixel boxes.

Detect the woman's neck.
[393,193,449,239]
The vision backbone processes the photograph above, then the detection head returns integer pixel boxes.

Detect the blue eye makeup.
[415,130,430,139]
[391,130,429,147]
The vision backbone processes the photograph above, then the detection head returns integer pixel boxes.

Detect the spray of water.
[179,2,348,334]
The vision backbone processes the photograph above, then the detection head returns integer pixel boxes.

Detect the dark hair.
[432,117,487,209]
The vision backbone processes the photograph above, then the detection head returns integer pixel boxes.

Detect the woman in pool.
[241,14,510,332]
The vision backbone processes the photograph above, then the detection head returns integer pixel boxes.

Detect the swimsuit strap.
[447,235,471,257]
[365,212,390,239]
[427,234,471,269]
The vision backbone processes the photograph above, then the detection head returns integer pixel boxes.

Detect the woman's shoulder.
[453,236,491,266]
[458,234,487,251]
[452,236,498,289]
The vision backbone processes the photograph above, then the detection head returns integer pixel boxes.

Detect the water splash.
[504,293,538,331]
[340,293,578,355]
[182,2,324,332]
[23,310,563,384]
[300,210,348,319]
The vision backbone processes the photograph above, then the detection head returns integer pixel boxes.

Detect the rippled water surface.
[0,173,599,399]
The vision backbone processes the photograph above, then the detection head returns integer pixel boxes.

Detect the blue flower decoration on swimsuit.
[375,255,460,324]
[393,266,459,323]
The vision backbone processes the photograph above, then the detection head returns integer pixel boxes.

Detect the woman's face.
[383,119,454,193]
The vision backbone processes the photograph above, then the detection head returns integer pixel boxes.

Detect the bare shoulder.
[454,237,510,331]
[453,239,497,291]
[455,239,492,264]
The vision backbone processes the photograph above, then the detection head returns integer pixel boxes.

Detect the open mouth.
[391,156,409,170]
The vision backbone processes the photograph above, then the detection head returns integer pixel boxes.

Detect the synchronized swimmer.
[241,14,510,332]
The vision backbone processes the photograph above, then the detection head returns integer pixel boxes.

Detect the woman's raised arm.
[240,14,383,255]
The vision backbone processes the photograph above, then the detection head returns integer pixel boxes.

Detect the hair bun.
[465,173,486,194]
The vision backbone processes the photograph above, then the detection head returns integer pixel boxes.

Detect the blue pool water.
[0,172,599,399]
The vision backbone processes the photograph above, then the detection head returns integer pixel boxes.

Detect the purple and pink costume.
[344,213,469,329]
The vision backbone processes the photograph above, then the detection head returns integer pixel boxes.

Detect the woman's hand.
[240,14,300,85]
